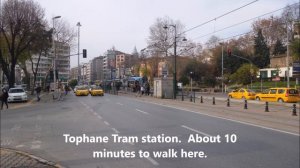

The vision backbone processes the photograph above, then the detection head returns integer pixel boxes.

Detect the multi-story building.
[81,61,92,84]
[70,67,79,80]
[91,56,104,82]
[115,53,136,78]
[26,54,52,85]
[55,42,71,82]
[103,49,124,80]
[26,41,70,87]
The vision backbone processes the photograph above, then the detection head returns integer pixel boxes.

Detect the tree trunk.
[31,73,37,95]
[9,63,16,88]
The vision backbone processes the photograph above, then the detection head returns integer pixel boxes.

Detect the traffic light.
[227,48,232,57]
[83,49,87,58]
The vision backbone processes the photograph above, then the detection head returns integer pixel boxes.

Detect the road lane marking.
[11,124,21,131]
[116,102,124,106]
[15,144,25,148]
[96,115,102,119]
[30,140,41,150]
[181,125,212,137]
[146,156,159,166]
[1,139,12,146]
[135,109,149,115]
[104,121,110,126]
[111,128,120,134]
[139,100,300,136]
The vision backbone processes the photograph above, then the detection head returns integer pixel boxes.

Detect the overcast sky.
[37,0,298,67]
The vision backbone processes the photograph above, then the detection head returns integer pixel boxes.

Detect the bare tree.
[0,0,46,88]
[29,28,52,94]
[54,19,76,50]
[147,16,186,57]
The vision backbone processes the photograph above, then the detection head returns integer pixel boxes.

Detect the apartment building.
[70,66,80,80]
[91,56,104,82]
[25,41,70,87]
[103,49,124,80]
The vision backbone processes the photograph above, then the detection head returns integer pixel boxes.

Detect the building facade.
[70,67,79,80]
[91,56,104,82]
[26,41,70,86]
[103,49,124,80]
[55,42,71,82]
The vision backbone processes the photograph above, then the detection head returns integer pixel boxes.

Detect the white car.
[8,88,28,102]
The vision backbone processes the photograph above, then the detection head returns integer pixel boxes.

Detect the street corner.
[0,147,65,168]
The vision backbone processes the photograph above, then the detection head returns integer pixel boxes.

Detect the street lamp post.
[190,71,193,92]
[52,16,61,98]
[77,22,81,85]
[286,18,290,88]
[163,24,177,99]
[219,42,224,93]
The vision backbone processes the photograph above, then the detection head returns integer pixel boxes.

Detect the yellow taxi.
[255,88,300,103]
[90,86,104,96]
[228,88,256,100]
[75,86,90,96]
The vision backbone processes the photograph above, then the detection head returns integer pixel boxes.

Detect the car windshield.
[91,86,103,90]
[9,89,25,93]
[77,86,88,90]
[246,89,255,93]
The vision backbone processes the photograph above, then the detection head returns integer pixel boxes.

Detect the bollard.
[213,97,215,105]
[190,94,193,102]
[181,91,184,101]
[292,104,297,116]
[193,92,196,103]
[227,98,230,107]
[244,100,248,109]
[200,96,203,103]
[265,102,269,112]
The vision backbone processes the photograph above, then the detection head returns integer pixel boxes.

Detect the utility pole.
[77,22,81,85]
[286,18,290,88]
[52,16,61,97]
[220,42,224,93]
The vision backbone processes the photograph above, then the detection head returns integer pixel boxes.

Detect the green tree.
[68,79,78,89]
[229,64,258,85]
[273,39,286,56]
[290,39,300,61]
[253,29,270,68]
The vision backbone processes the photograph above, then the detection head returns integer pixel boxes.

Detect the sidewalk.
[118,91,300,135]
[0,148,64,168]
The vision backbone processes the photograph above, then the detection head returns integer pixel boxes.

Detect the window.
[278,89,285,94]
[263,89,270,94]
[270,89,277,94]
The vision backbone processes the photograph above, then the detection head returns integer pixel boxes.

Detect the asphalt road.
[1,93,299,168]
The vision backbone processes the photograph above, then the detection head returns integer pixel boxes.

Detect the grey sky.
[37,0,298,67]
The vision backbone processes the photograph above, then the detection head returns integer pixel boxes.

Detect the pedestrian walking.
[35,85,42,101]
[1,88,9,110]
[145,82,150,96]
[58,83,65,101]
[140,85,145,96]
[135,83,141,97]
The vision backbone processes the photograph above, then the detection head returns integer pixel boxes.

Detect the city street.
[1,93,299,168]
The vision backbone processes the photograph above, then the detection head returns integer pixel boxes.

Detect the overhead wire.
[180,0,259,35]
[192,2,299,41]
[193,3,299,41]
